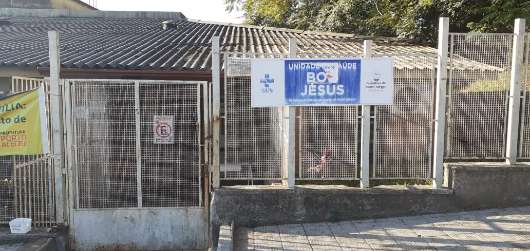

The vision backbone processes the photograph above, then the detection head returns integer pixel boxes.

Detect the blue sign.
[284,59,361,105]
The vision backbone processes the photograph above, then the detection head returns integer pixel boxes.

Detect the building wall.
[0,0,95,10]
[0,77,10,97]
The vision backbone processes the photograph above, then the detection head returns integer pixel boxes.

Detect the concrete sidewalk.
[234,206,530,250]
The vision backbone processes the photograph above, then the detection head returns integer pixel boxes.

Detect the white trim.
[506,18,526,164]
[432,17,449,189]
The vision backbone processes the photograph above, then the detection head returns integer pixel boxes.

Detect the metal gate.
[446,33,513,159]
[65,79,208,250]
[0,76,56,228]
[67,80,205,208]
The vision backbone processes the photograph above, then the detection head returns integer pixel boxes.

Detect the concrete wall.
[71,208,209,251]
[212,164,530,232]
[451,163,530,209]
[212,185,457,228]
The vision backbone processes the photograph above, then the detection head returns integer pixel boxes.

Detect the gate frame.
[63,78,208,211]
[63,78,209,250]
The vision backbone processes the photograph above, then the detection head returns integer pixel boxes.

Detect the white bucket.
[9,218,32,234]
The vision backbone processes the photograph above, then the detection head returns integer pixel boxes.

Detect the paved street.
[235,206,530,250]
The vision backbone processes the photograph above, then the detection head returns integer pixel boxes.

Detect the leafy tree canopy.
[225,0,530,45]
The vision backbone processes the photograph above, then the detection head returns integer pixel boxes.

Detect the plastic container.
[9,218,32,234]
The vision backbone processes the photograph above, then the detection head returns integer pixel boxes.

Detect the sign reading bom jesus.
[251,58,394,107]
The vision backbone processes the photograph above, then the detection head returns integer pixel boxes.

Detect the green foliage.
[461,71,513,93]
[225,0,530,45]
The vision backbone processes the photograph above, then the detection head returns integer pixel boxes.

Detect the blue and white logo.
[260,73,275,93]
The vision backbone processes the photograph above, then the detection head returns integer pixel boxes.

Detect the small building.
[0,8,506,250]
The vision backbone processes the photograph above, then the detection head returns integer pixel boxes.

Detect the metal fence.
[0,77,57,227]
[372,54,435,179]
[298,106,359,180]
[446,33,513,159]
[68,80,204,209]
[223,56,283,180]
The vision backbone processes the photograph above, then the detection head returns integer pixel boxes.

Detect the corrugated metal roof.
[0,11,499,72]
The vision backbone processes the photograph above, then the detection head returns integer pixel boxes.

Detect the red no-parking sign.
[153,115,174,144]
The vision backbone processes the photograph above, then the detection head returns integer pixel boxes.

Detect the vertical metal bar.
[519,34,530,157]
[445,34,455,156]
[506,18,526,164]
[433,17,449,189]
[63,80,75,224]
[48,31,64,223]
[197,84,203,207]
[283,38,297,188]
[211,36,221,188]
[71,83,80,209]
[360,40,372,188]
[134,81,143,207]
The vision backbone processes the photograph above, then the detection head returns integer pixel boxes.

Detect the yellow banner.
[0,86,49,156]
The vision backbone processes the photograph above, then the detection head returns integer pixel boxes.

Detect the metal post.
[211,36,221,189]
[506,18,526,164]
[360,40,372,189]
[134,81,143,207]
[433,17,449,189]
[283,38,297,188]
[48,31,64,223]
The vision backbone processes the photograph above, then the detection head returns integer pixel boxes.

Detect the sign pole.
[48,31,65,224]
[211,36,221,189]
[283,38,297,189]
[433,17,449,189]
[360,40,372,188]
[506,18,526,164]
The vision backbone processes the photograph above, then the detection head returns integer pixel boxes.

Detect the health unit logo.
[260,73,275,93]
[300,62,344,96]
[285,59,360,105]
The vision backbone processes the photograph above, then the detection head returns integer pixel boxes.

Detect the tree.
[225,0,530,45]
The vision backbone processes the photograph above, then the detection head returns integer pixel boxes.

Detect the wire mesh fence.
[12,155,56,227]
[139,82,201,207]
[72,81,138,208]
[0,156,14,224]
[70,80,203,209]
[372,54,435,179]
[223,56,283,180]
[446,33,513,159]
[298,106,359,180]
[0,77,56,227]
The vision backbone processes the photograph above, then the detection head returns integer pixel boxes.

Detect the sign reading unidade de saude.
[153,115,174,144]
[0,86,49,156]
[251,58,393,107]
